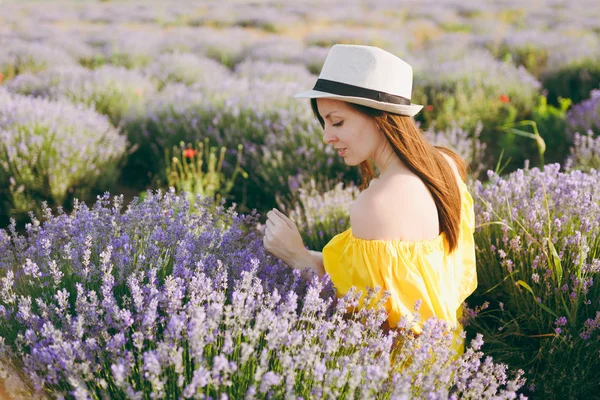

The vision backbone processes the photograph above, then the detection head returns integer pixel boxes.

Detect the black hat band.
[312,78,411,105]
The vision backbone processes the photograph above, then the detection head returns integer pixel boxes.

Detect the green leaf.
[548,240,563,284]
[481,270,519,295]
[516,280,558,317]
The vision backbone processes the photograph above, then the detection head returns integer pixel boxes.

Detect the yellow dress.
[322,180,477,356]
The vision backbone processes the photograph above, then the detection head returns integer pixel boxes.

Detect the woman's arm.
[291,249,325,280]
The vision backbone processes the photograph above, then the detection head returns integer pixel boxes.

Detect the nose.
[322,126,337,145]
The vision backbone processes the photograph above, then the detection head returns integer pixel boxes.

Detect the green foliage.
[465,167,600,399]
[490,44,549,78]
[496,120,547,169]
[161,139,248,208]
[415,82,539,174]
[411,52,542,173]
[542,59,600,106]
[414,81,521,135]
[531,96,572,165]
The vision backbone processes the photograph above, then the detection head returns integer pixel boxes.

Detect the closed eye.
[333,121,343,127]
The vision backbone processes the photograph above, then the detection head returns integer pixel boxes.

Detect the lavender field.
[0,0,599,398]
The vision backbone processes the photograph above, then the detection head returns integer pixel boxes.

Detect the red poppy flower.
[425,104,434,112]
[183,149,197,158]
[499,94,510,103]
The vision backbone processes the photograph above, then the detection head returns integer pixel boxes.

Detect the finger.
[268,209,283,220]
[268,210,287,228]
[264,227,273,239]
[266,218,283,233]
[263,231,272,246]
[272,208,295,229]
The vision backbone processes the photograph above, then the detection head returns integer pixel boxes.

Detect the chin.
[344,158,361,166]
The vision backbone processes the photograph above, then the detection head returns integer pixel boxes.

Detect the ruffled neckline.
[332,227,446,253]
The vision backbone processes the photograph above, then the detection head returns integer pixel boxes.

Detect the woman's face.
[316,98,382,166]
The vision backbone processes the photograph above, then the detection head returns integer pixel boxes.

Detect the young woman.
[263,44,477,354]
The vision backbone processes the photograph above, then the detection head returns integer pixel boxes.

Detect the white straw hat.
[295,44,423,117]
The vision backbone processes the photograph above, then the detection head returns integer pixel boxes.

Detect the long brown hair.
[310,98,467,252]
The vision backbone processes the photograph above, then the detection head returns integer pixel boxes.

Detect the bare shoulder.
[350,175,439,241]
[349,185,388,240]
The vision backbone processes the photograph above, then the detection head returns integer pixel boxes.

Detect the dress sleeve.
[453,181,478,310]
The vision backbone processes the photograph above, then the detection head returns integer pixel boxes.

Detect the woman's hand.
[263,208,308,268]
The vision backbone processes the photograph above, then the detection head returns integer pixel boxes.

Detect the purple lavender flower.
[0,191,524,399]
[7,65,156,126]
[0,37,77,78]
[471,164,600,398]
[0,89,126,220]
[284,179,359,250]
[143,52,231,88]
[566,90,600,138]
[234,60,314,84]
[423,121,488,176]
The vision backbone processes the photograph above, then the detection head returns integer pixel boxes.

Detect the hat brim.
[294,90,423,117]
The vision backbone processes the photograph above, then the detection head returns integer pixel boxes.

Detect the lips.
[336,148,347,156]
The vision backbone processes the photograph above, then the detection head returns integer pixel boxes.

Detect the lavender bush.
[485,30,600,79]
[305,27,406,56]
[423,122,488,177]
[155,26,263,69]
[0,30,94,65]
[0,38,77,81]
[280,180,359,250]
[7,65,156,127]
[301,46,329,75]
[75,1,184,25]
[81,28,166,69]
[0,191,526,399]
[191,4,302,33]
[142,53,231,89]
[564,131,600,172]
[5,65,89,98]
[466,164,600,398]
[238,37,307,65]
[415,32,481,65]
[566,89,600,138]
[172,27,260,68]
[0,90,126,224]
[233,60,314,83]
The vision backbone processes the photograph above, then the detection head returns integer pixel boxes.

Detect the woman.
[263,44,477,354]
